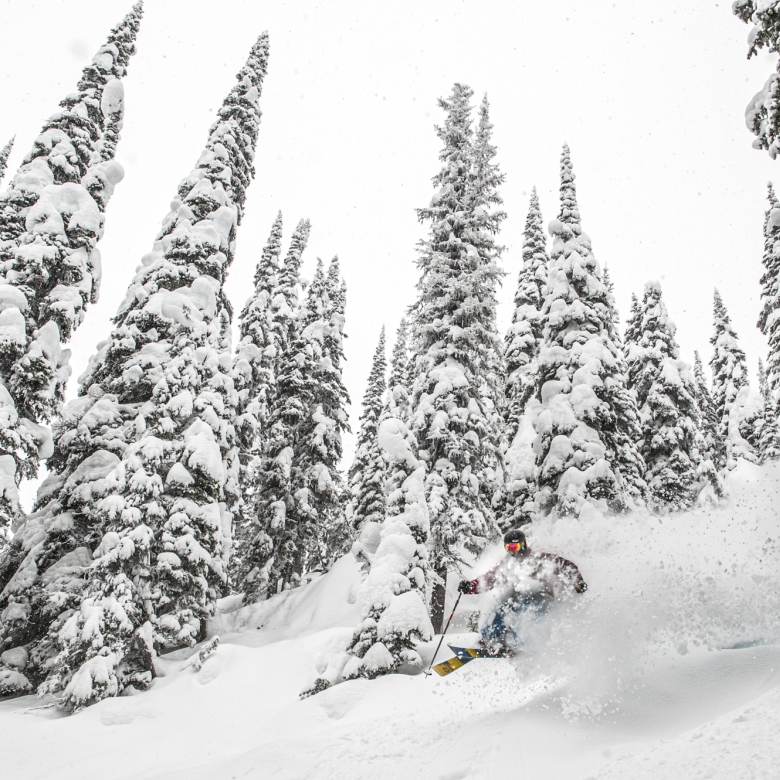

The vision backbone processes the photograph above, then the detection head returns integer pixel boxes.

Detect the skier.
[457,529,587,656]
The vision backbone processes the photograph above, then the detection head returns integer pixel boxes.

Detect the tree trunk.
[430,561,448,634]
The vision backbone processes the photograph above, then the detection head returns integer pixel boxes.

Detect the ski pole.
[424,591,463,677]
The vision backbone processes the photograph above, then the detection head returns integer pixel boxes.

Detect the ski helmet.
[503,528,526,554]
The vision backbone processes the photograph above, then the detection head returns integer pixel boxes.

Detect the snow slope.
[1,462,779,780]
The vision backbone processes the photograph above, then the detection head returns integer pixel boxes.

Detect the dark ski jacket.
[463,548,586,603]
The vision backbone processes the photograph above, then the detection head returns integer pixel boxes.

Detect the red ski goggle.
[505,542,525,553]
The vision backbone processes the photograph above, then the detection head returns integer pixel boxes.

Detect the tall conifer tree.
[710,289,749,442]
[244,253,350,601]
[348,328,387,531]
[0,138,13,184]
[602,265,622,347]
[230,217,311,583]
[408,84,506,631]
[502,188,548,529]
[534,145,645,518]
[758,184,780,393]
[693,350,727,475]
[758,357,780,461]
[383,318,412,422]
[624,282,701,510]
[233,212,284,453]
[734,1,780,158]
[14,34,272,711]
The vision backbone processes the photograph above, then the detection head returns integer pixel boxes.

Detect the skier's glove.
[574,582,588,594]
[457,580,471,594]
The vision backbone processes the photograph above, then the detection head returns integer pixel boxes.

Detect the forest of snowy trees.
[1,0,780,712]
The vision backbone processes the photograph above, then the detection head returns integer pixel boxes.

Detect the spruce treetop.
[0,137,13,184]
[535,144,645,516]
[0,3,144,534]
[348,326,387,530]
[710,288,749,436]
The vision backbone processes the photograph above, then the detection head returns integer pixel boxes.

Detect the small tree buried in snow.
[534,144,645,519]
[305,417,433,695]
[624,281,702,511]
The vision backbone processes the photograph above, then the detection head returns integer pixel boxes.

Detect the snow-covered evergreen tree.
[693,350,727,475]
[315,257,351,568]
[230,217,311,583]
[0,138,13,184]
[758,358,780,461]
[0,3,142,540]
[243,254,350,601]
[734,1,780,157]
[502,188,548,530]
[624,281,701,510]
[348,328,387,532]
[504,188,548,440]
[407,84,506,631]
[602,264,622,347]
[624,293,642,348]
[710,289,749,442]
[306,416,433,695]
[534,145,645,519]
[231,213,284,575]
[382,318,412,422]
[1,33,271,710]
[758,184,780,393]
[233,212,284,454]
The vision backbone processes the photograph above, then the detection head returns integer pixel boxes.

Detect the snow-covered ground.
[2,462,779,780]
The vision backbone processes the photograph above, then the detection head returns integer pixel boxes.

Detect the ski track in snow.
[2,462,780,780]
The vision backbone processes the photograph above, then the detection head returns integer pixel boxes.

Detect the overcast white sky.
[0,0,778,505]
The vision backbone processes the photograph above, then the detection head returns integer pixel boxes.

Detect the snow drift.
[1,462,779,779]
